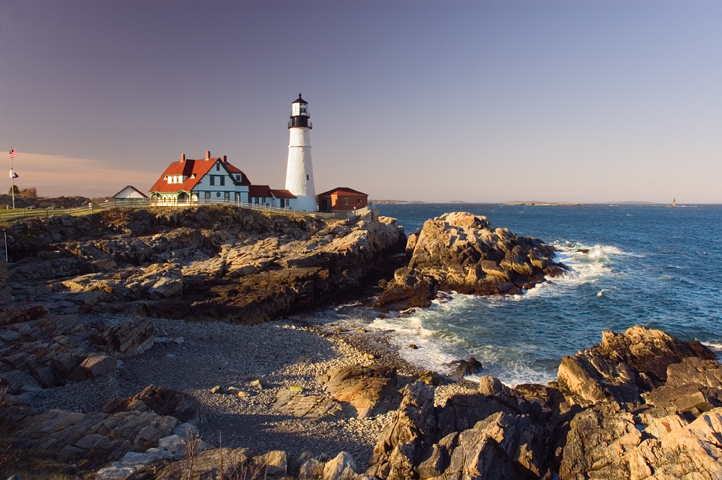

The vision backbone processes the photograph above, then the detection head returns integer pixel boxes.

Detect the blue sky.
[1,0,720,202]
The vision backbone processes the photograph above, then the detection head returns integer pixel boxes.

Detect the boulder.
[323,451,357,480]
[273,389,345,420]
[319,364,401,418]
[69,353,116,381]
[90,317,154,357]
[375,212,566,309]
[102,385,203,424]
[451,357,483,379]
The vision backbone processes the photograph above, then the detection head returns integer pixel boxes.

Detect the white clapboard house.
[148,151,296,208]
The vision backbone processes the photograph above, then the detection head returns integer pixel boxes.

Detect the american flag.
[9,148,17,159]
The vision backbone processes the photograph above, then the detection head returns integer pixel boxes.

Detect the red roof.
[271,189,296,199]
[249,185,273,198]
[149,157,250,194]
[317,187,368,197]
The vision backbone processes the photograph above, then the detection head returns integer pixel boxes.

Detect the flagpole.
[10,147,14,210]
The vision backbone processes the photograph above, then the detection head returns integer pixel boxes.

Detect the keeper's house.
[148,151,252,204]
[317,187,368,212]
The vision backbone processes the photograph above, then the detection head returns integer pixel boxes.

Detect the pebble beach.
[30,315,478,469]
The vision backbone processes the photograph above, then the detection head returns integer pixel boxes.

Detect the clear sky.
[1,0,720,203]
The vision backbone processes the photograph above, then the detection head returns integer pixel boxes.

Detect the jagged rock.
[90,318,154,357]
[557,325,717,406]
[0,404,179,465]
[367,378,552,480]
[319,364,401,418]
[273,389,345,420]
[0,305,48,326]
[263,450,288,480]
[323,451,357,480]
[450,357,483,379]
[95,465,137,480]
[375,212,566,309]
[367,382,438,479]
[559,401,642,479]
[153,447,252,480]
[103,385,203,424]
[69,353,116,381]
[300,458,325,479]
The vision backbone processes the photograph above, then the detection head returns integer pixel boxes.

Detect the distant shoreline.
[371,200,690,206]
[503,201,583,207]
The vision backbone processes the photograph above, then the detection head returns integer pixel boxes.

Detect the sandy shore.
[30,314,478,469]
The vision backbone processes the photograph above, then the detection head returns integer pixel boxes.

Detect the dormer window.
[236,175,240,181]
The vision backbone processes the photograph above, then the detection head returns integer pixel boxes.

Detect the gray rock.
[95,465,137,480]
[323,451,356,480]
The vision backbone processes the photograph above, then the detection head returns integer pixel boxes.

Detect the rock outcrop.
[319,364,402,418]
[4,205,405,322]
[365,325,722,480]
[375,212,566,309]
[557,325,716,406]
[0,308,153,402]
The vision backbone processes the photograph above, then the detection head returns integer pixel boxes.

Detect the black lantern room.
[289,94,312,129]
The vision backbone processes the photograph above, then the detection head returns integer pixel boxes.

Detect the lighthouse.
[285,94,317,211]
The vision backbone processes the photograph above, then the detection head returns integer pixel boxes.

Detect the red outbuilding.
[317,187,368,212]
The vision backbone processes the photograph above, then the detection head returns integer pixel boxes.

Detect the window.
[216,163,220,171]
[306,175,309,181]
[236,175,240,181]
[224,192,230,200]
[280,199,285,208]
[205,191,211,199]
[357,198,362,204]
[220,176,225,186]
[210,176,215,186]
[344,198,349,206]
[216,192,221,198]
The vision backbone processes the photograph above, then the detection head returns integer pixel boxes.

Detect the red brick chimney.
[206,151,211,159]
[222,155,227,163]
[180,153,186,162]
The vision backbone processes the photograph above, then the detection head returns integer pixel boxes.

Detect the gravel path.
[31,315,478,470]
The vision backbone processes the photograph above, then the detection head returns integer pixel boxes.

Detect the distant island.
[370,200,426,204]
[504,201,583,206]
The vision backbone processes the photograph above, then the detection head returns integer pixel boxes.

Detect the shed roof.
[317,187,368,197]
[112,185,148,199]
[271,189,297,199]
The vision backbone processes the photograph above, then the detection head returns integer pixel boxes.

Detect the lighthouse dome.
[290,94,311,127]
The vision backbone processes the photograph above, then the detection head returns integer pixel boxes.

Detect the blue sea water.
[310,204,722,386]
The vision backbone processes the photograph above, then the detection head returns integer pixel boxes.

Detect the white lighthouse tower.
[285,94,317,211]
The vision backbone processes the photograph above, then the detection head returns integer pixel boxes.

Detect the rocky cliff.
[376,212,567,308]
[3,205,405,323]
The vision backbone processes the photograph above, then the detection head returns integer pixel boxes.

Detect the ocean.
[307,204,722,386]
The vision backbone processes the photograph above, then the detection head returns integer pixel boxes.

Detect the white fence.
[0,198,373,223]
